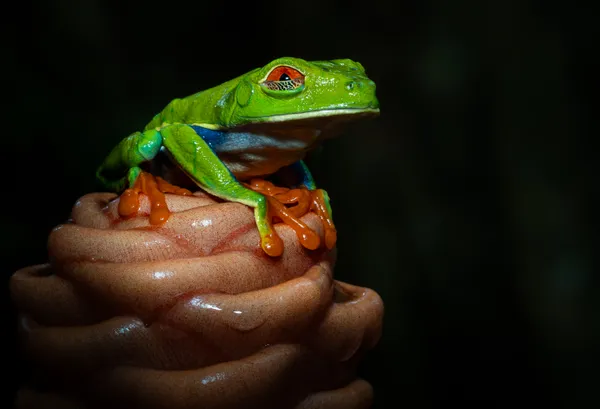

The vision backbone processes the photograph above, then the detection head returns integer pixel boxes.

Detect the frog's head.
[224,57,379,130]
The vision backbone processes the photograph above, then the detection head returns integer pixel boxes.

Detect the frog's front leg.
[96,129,192,224]
[160,124,318,257]
[96,129,163,191]
[286,161,337,250]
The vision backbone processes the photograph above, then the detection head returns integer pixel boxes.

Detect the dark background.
[3,0,596,407]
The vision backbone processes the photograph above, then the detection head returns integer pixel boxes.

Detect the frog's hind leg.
[281,161,337,249]
[160,123,316,257]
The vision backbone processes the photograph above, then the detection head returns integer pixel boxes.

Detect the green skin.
[97,57,379,254]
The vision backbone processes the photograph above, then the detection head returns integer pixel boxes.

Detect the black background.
[3,0,596,407]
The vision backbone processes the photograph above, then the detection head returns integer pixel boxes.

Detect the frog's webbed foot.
[118,171,192,225]
[245,179,337,251]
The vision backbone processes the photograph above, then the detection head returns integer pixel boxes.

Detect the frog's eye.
[262,66,305,91]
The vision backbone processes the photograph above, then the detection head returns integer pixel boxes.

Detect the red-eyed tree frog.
[96,57,379,256]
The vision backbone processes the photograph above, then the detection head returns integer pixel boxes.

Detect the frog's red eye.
[266,66,303,82]
[263,66,305,91]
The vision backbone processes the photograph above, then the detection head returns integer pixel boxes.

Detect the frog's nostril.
[346,79,375,91]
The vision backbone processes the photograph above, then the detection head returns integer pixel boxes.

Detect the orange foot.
[245,179,337,251]
[118,172,192,224]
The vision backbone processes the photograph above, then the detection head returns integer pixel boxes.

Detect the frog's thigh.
[290,160,317,190]
[160,123,266,205]
[286,160,333,217]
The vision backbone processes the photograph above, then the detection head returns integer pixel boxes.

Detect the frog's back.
[143,75,246,131]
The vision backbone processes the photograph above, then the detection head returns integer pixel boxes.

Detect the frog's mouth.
[247,107,380,123]
[235,106,380,143]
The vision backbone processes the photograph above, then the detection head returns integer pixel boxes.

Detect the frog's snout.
[344,77,378,110]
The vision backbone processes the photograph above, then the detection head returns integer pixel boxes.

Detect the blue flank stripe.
[190,125,228,151]
[190,124,313,186]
